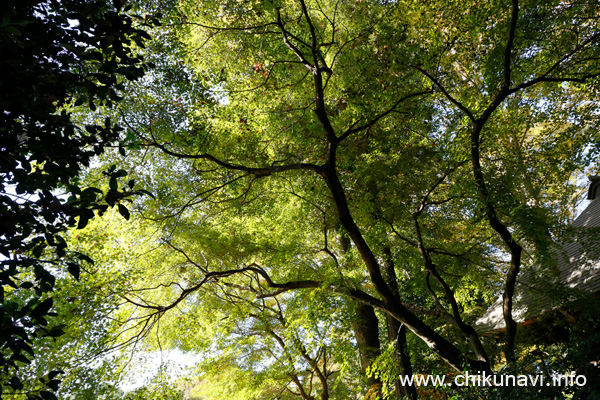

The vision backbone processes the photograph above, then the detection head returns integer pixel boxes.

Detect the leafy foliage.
[0,0,154,397]
[92,0,600,398]
[6,0,600,399]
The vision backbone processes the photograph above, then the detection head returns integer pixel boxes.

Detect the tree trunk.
[351,301,382,397]
[382,246,418,400]
[386,318,418,400]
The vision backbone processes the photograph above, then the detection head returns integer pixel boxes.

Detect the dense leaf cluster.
[0,0,152,397]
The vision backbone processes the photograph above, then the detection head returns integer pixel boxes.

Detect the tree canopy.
[3,0,600,399]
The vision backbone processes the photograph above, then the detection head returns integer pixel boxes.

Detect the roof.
[476,177,600,332]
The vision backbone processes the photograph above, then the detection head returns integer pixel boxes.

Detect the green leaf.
[47,324,67,338]
[40,391,58,400]
[48,379,61,391]
[76,253,94,265]
[9,376,24,391]
[48,370,64,380]
[109,177,118,190]
[31,298,53,318]
[81,187,103,200]
[67,262,80,280]
[77,213,89,230]
[135,189,156,199]
[118,204,130,220]
[11,353,31,364]
[21,342,34,357]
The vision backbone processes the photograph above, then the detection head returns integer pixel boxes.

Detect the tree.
[0,0,154,397]
[74,0,600,398]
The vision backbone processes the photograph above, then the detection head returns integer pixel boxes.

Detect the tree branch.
[150,139,321,176]
[339,89,432,141]
[503,0,520,89]
[277,10,315,71]
[416,67,475,122]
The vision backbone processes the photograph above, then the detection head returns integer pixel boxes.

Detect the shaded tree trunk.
[351,302,382,397]
[341,233,383,396]
[383,247,418,400]
[386,318,417,400]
